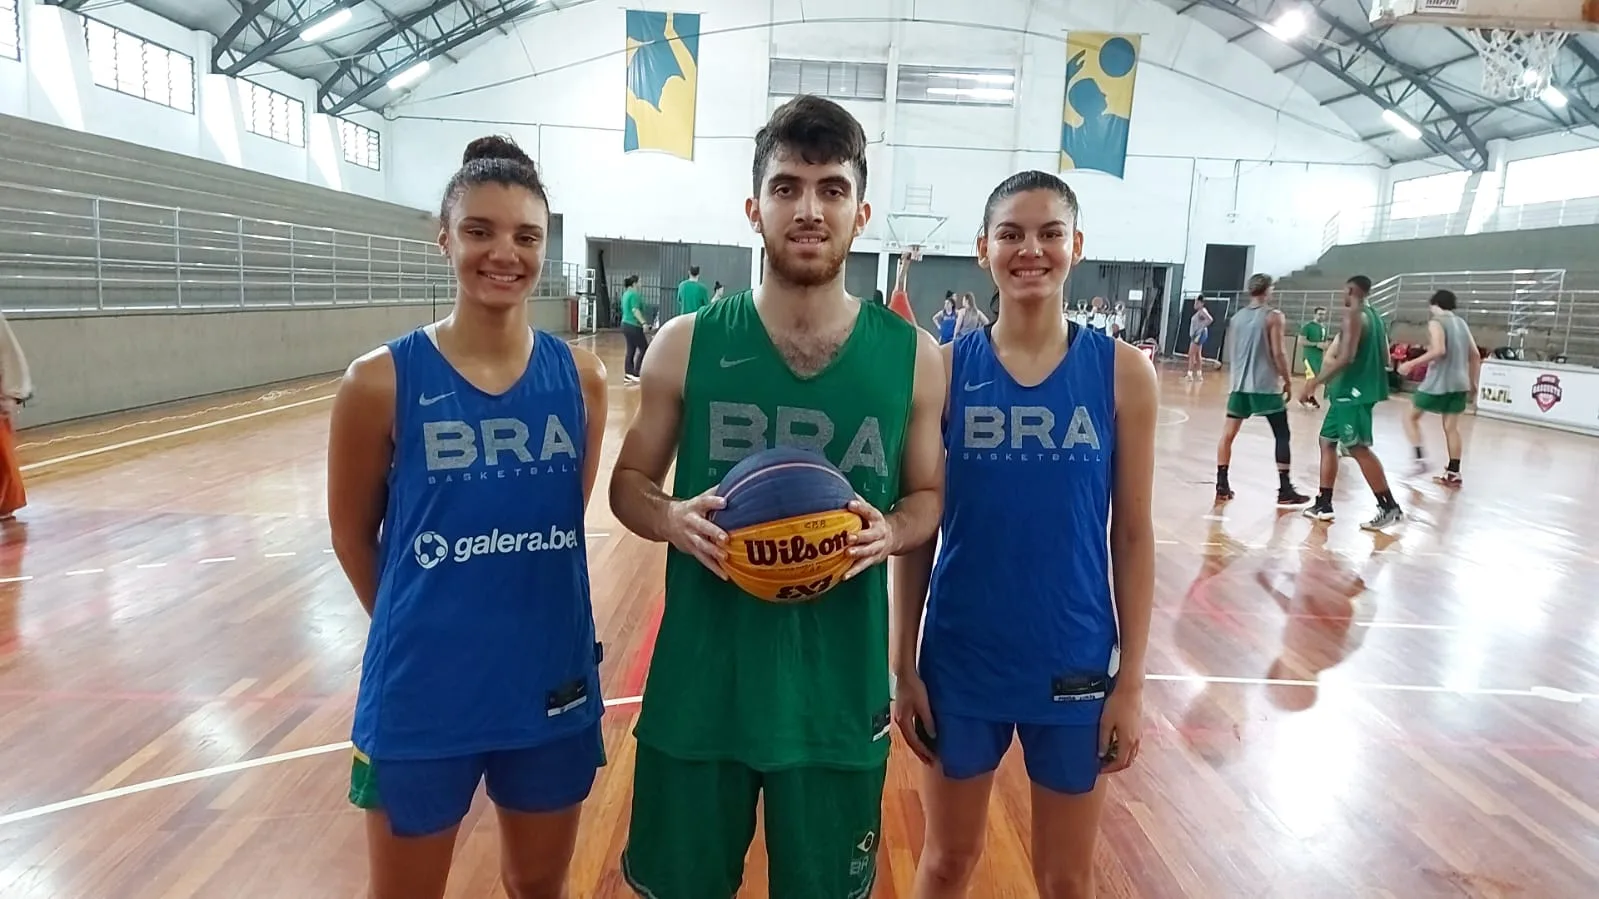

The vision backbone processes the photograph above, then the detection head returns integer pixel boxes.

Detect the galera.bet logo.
[412,526,580,568]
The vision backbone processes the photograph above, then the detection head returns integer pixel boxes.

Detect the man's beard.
[764,232,849,288]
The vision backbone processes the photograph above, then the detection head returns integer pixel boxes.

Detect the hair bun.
[462,135,533,166]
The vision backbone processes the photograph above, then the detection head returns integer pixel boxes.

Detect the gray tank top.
[1417,312,1473,395]
[1227,304,1282,395]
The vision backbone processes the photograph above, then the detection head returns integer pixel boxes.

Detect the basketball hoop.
[1462,26,1569,99]
[908,244,924,262]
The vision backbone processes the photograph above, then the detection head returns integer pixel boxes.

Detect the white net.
[1463,27,1570,99]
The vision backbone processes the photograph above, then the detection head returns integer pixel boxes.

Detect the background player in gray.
[1398,289,1480,487]
[1216,274,1309,507]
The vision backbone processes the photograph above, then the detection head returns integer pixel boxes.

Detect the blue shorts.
[349,722,605,838]
[1192,329,1209,348]
[929,711,1103,796]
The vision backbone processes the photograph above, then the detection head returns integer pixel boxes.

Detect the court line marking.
[21,394,337,473]
[1144,673,1594,701]
[0,693,645,828]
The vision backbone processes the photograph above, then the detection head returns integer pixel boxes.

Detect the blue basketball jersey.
[921,324,1119,726]
[352,327,601,761]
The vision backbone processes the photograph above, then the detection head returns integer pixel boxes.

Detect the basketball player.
[1397,289,1479,486]
[1298,306,1330,408]
[1215,274,1309,507]
[327,136,609,899]
[1300,275,1403,530]
[892,171,1157,899]
[610,95,946,899]
[1185,296,1212,381]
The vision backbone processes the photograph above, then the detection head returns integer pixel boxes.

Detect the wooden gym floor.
[1,332,1596,898]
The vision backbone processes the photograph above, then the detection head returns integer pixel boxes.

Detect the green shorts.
[621,742,885,899]
[1412,390,1468,415]
[1226,391,1286,419]
[1320,402,1376,448]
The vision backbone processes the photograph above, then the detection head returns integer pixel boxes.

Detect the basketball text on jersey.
[960,404,1104,460]
[708,401,888,478]
[420,414,579,483]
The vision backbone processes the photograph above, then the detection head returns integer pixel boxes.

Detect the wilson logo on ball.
[744,528,853,567]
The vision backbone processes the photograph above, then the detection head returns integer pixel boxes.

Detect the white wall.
[0,0,390,202]
[388,0,1388,292]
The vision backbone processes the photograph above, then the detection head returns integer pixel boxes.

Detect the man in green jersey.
[609,95,947,899]
[676,265,711,316]
[1300,275,1403,531]
[1298,306,1330,408]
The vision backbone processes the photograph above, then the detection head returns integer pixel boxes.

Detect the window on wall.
[84,18,195,112]
[1503,147,1599,206]
[239,80,305,147]
[896,65,1016,106]
[768,58,888,100]
[1,0,19,62]
[1389,171,1470,220]
[338,117,381,170]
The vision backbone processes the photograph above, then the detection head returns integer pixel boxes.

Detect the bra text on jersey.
[422,415,579,483]
[961,404,1103,460]
[708,401,888,478]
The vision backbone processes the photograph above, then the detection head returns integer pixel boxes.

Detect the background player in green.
[676,265,711,316]
[619,274,650,383]
[1397,289,1480,487]
[1298,306,1331,408]
[608,95,947,899]
[1215,274,1309,507]
[1301,275,1402,531]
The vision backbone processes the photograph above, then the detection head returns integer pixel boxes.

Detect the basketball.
[710,447,864,602]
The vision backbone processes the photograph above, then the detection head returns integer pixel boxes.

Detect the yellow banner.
[624,10,700,161]
[1060,32,1142,179]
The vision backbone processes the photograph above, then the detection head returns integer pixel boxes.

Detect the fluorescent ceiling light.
[1540,85,1568,107]
[389,60,431,90]
[1382,109,1422,139]
[927,87,1015,100]
[299,8,353,43]
[929,72,1015,85]
[1265,9,1307,41]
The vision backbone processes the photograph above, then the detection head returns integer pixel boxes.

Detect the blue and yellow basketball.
[711,447,863,603]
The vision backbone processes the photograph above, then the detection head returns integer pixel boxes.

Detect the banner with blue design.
[624,10,701,160]
[1061,32,1142,179]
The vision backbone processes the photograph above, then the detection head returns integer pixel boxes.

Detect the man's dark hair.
[752,95,869,198]
[623,274,639,288]
[1430,289,1457,311]
[1313,306,1326,314]
[1347,275,1373,297]
[689,265,700,277]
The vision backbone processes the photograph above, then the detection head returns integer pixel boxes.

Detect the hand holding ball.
[708,447,869,602]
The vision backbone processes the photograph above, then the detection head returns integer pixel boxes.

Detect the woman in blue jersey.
[327,135,609,899]
[892,171,1158,899]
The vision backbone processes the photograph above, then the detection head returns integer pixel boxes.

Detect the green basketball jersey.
[1328,301,1390,405]
[633,291,918,771]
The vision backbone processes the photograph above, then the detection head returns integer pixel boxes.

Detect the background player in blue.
[326,135,609,899]
[892,171,1158,899]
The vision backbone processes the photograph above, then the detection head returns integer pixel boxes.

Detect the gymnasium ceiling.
[42,0,1599,170]
[1153,0,1599,170]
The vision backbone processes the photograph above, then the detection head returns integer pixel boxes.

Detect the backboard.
[1371,0,1599,31]
[1372,1,1599,99]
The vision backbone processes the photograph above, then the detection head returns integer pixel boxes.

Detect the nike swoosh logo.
[964,380,993,392]
[419,392,454,406]
[720,357,753,368]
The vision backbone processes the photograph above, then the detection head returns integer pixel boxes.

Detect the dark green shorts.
[1321,402,1375,448]
[1412,390,1468,415]
[621,742,885,899]
[1226,391,1286,419]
